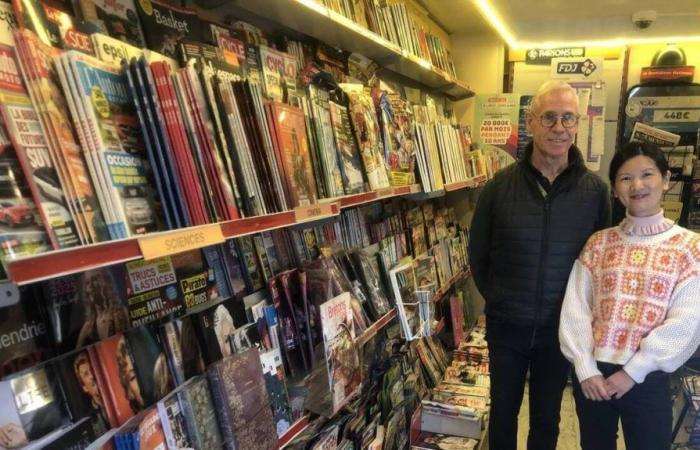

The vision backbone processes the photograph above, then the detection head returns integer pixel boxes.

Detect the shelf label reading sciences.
[138,224,225,260]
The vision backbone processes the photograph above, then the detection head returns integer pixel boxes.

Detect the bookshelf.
[278,415,309,448]
[215,0,474,100]
[5,183,479,285]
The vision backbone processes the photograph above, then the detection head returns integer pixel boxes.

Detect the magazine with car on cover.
[61,50,159,238]
[0,13,80,248]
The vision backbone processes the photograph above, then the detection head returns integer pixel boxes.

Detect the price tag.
[294,202,335,222]
[138,224,225,260]
[376,187,393,198]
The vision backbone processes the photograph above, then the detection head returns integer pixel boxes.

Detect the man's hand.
[605,370,636,399]
[580,375,611,401]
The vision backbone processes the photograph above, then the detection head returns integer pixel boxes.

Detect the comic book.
[319,292,361,414]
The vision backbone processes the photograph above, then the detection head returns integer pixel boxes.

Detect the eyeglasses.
[538,111,580,128]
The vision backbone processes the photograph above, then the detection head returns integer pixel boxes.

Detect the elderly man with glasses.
[469,80,611,450]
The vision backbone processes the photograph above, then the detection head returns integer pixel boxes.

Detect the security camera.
[632,10,657,29]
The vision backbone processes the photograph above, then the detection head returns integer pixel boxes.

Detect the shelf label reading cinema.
[138,224,225,260]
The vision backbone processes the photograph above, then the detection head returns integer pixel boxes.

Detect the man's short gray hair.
[528,80,579,114]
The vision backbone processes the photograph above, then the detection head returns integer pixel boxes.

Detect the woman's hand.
[580,375,611,401]
[605,370,636,399]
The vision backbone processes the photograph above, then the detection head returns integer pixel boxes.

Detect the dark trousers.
[572,362,672,450]
[486,319,570,450]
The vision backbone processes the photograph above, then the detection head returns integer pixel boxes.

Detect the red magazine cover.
[264,103,291,209]
[139,408,168,450]
[155,61,210,225]
[149,61,208,225]
[176,67,233,221]
[87,345,118,427]
[266,102,317,208]
[14,29,106,243]
[91,334,143,427]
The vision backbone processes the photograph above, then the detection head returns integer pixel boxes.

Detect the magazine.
[319,292,361,413]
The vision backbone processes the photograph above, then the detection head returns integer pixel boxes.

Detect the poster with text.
[473,94,520,158]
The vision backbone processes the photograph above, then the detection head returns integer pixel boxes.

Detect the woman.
[560,141,700,450]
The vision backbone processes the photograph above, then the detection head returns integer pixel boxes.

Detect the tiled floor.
[517,385,626,449]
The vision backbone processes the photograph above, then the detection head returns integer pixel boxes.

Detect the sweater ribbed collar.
[619,210,675,236]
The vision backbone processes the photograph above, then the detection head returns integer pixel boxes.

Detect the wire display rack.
[673,358,700,448]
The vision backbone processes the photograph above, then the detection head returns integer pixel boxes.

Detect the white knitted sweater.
[559,216,700,383]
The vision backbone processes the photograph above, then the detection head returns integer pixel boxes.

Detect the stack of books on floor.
[410,316,490,450]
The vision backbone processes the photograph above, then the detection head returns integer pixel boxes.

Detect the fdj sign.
[556,58,597,77]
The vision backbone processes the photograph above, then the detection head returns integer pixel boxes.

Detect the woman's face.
[123,352,145,408]
[614,155,670,217]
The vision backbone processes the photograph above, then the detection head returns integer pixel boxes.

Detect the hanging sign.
[641,66,694,83]
[526,47,585,65]
[551,57,603,80]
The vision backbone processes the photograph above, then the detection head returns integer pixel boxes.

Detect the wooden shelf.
[434,267,471,303]
[278,415,310,448]
[357,308,397,346]
[5,185,429,285]
[225,0,474,101]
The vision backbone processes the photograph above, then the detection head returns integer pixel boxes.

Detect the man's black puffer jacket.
[469,144,610,327]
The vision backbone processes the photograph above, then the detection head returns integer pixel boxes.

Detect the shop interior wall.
[448,31,505,317]
[512,55,625,184]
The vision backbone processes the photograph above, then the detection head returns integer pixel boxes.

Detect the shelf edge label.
[294,202,335,222]
[138,224,225,260]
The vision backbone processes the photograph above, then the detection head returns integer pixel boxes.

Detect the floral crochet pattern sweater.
[560,214,700,383]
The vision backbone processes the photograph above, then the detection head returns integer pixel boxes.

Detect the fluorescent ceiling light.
[473,0,700,49]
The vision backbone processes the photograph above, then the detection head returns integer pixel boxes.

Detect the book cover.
[156,388,191,450]
[319,292,361,414]
[0,283,52,377]
[390,259,419,340]
[125,326,172,407]
[191,297,245,365]
[0,365,68,445]
[0,13,82,249]
[137,407,167,450]
[43,417,101,450]
[176,376,222,450]
[65,50,159,238]
[135,0,201,59]
[259,348,292,437]
[76,0,146,47]
[14,29,107,244]
[159,316,205,387]
[90,334,143,427]
[329,100,365,194]
[219,239,250,300]
[207,348,278,450]
[342,84,390,190]
[267,102,318,207]
[0,141,51,274]
[411,431,477,450]
[54,350,110,427]
[42,267,129,353]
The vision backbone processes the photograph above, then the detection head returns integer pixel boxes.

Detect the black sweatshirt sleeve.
[468,181,494,300]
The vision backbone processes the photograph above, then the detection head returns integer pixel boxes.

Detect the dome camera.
[632,10,657,29]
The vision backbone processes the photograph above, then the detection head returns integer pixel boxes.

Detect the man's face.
[526,89,579,160]
[77,361,101,404]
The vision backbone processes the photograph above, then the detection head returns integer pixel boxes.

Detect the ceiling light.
[474,0,700,49]
[473,0,518,48]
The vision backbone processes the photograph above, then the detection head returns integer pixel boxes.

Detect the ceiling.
[420,0,700,46]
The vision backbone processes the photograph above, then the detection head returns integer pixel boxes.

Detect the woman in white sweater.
[559,141,700,450]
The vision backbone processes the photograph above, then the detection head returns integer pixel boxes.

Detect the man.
[469,80,610,450]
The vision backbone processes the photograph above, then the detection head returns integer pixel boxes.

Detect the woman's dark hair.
[609,141,669,182]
